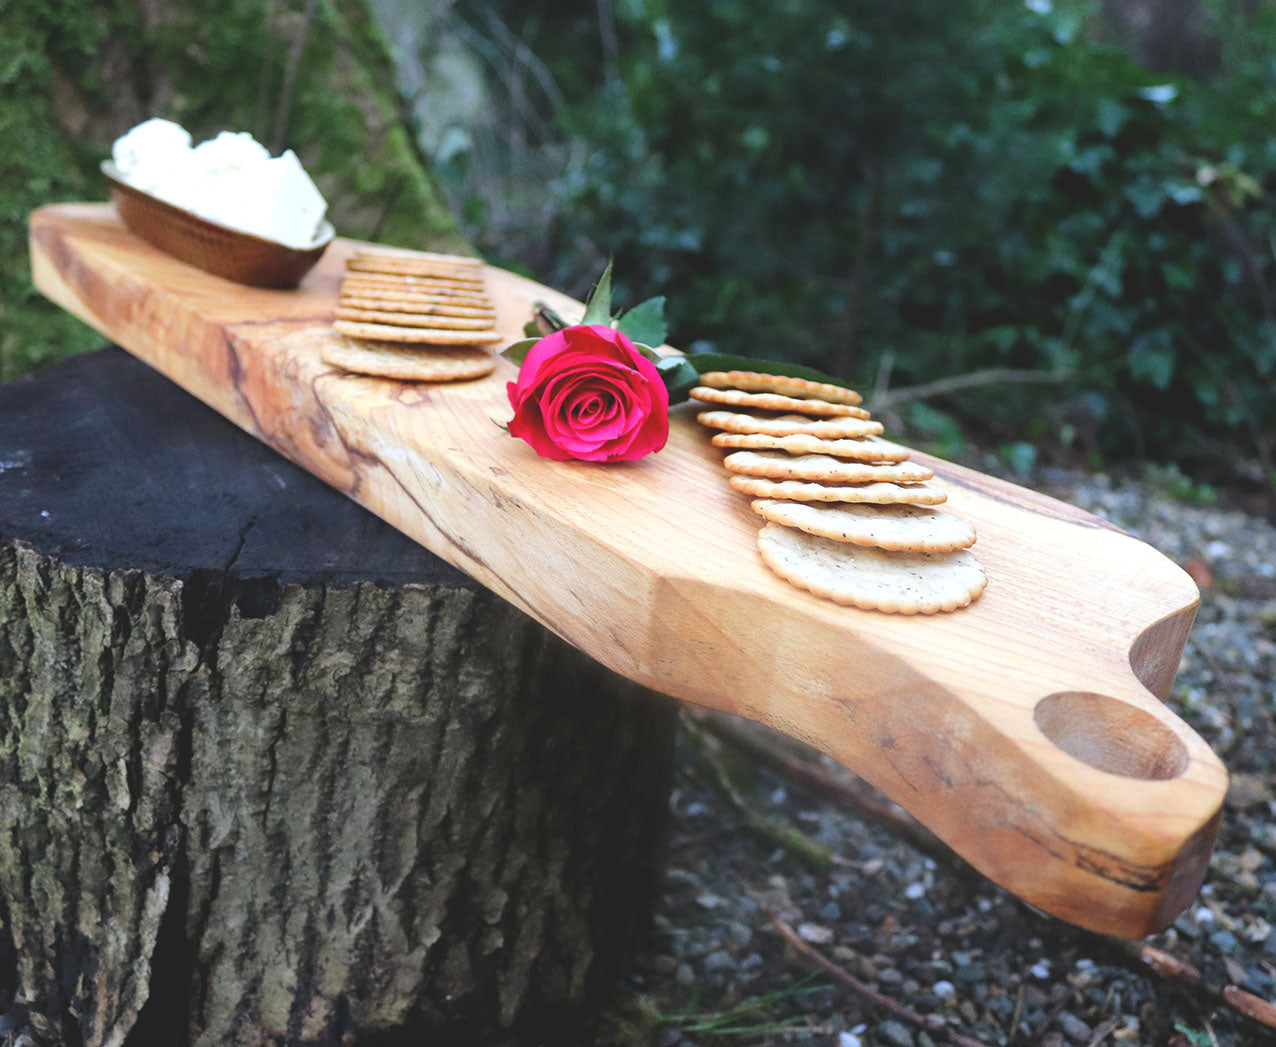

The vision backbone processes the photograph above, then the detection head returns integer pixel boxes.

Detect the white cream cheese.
[111,120,329,249]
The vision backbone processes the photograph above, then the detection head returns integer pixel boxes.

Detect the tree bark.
[0,349,676,1046]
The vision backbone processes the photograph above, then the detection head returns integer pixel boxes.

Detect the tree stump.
[0,348,677,1047]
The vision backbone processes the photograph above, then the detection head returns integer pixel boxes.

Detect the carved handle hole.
[1033,691,1189,780]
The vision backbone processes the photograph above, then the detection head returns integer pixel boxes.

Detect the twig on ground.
[682,714,833,872]
[1084,1017,1119,1046]
[1006,983,1025,1045]
[869,367,1069,411]
[1112,942,1276,1033]
[772,916,993,1047]
[697,710,1276,1036]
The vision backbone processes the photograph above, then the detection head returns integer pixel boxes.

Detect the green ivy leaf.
[501,338,540,367]
[655,355,703,405]
[1128,332,1176,391]
[685,352,857,391]
[617,295,668,348]
[580,259,615,326]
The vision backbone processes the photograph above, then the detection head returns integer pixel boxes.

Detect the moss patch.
[1,0,468,380]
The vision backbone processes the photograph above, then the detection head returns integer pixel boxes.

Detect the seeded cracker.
[711,431,910,462]
[322,342,495,382]
[751,500,977,552]
[723,449,933,484]
[690,386,871,419]
[756,523,986,613]
[338,295,496,319]
[351,247,482,268]
[728,475,947,505]
[698,411,884,439]
[698,370,862,405]
[334,306,497,332]
[333,320,503,345]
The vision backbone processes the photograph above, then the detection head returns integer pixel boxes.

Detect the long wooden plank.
[30,203,1227,938]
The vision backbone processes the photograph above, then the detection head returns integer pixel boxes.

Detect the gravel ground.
[603,466,1276,1047]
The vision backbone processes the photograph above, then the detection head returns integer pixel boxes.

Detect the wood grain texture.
[31,202,1229,938]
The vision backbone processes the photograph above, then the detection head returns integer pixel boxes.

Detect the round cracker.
[751,499,976,552]
[756,523,986,614]
[711,431,909,462]
[723,449,933,485]
[338,286,496,311]
[321,341,494,382]
[727,474,947,505]
[340,275,493,303]
[690,386,870,419]
[333,320,503,345]
[339,295,496,319]
[698,370,862,406]
[697,411,884,439]
[346,263,485,289]
[351,247,482,268]
[334,306,497,331]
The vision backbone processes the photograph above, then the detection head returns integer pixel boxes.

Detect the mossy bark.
[0,541,675,1046]
[3,0,467,381]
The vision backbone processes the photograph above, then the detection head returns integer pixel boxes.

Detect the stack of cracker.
[324,248,502,382]
[692,372,986,614]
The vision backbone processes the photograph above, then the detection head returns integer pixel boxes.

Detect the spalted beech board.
[31,203,1227,938]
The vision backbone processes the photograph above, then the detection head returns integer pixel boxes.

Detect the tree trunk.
[0,348,676,1046]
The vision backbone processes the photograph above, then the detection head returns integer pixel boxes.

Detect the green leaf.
[1128,332,1176,391]
[685,352,857,391]
[522,321,542,339]
[631,342,664,364]
[500,338,540,367]
[655,355,703,405]
[617,295,668,347]
[580,259,615,325]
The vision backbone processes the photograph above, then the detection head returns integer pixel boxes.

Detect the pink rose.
[506,324,669,462]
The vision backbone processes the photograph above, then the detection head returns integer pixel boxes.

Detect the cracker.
[756,523,986,613]
[333,320,504,345]
[711,431,910,462]
[351,247,483,269]
[346,264,485,289]
[690,386,871,419]
[723,449,934,484]
[697,411,884,439]
[349,250,483,275]
[334,306,497,332]
[340,275,493,304]
[751,499,976,552]
[321,341,494,382]
[339,295,495,319]
[727,474,947,505]
[698,370,862,406]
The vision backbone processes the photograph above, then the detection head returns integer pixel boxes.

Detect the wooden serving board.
[31,203,1227,939]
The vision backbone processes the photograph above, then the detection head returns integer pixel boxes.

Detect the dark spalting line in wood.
[967,762,1169,892]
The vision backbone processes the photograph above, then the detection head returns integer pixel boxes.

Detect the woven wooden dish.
[101,161,333,289]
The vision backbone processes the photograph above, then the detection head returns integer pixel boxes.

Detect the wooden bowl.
[102,161,334,289]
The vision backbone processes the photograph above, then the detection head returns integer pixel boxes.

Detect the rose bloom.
[506,324,669,462]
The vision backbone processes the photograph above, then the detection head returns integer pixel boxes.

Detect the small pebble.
[1058,1012,1091,1043]
[797,922,834,944]
[703,949,734,973]
[876,1019,915,1047]
[932,979,956,1000]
